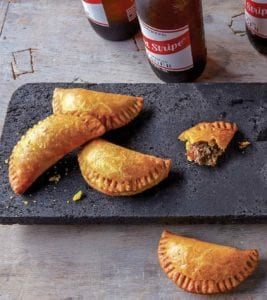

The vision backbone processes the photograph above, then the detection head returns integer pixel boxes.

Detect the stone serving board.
[0,83,266,224]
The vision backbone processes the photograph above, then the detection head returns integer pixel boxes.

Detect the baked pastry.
[78,138,171,196]
[158,230,259,295]
[52,88,144,130]
[178,121,238,166]
[9,114,105,194]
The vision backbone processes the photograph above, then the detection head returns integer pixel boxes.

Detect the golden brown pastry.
[52,88,144,130]
[78,138,171,196]
[9,114,105,194]
[158,230,259,295]
[178,121,238,166]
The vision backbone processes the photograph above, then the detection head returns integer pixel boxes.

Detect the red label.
[142,31,191,55]
[83,0,102,4]
[246,0,267,19]
[138,20,193,71]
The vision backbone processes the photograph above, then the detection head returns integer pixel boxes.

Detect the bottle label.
[81,0,109,27]
[126,3,137,22]
[245,0,267,38]
[138,19,193,72]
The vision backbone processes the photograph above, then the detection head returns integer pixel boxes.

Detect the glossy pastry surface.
[9,113,105,194]
[78,138,171,196]
[158,230,258,294]
[178,121,238,166]
[52,88,144,130]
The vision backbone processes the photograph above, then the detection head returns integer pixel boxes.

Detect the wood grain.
[0,0,266,299]
[0,0,9,37]
[0,225,266,300]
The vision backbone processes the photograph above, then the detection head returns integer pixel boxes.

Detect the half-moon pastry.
[78,138,171,196]
[158,230,259,295]
[178,121,238,166]
[52,88,144,130]
[9,114,105,194]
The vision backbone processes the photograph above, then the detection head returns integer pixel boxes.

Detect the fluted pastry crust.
[158,230,259,295]
[52,88,144,130]
[9,114,105,194]
[78,139,171,196]
[179,121,238,151]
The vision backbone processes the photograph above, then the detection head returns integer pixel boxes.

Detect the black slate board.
[0,83,266,224]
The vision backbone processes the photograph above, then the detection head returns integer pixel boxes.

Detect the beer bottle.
[81,0,139,41]
[136,0,207,82]
[245,0,267,54]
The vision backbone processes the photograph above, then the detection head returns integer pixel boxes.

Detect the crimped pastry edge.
[178,121,238,144]
[9,113,105,194]
[52,88,144,130]
[158,230,259,295]
[78,153,171,196]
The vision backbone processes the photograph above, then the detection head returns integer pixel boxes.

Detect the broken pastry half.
[52,88,144,130]
[158,230,259,295]
[9,114,105,194]
[78,138,171,196]
[178,121,238,166]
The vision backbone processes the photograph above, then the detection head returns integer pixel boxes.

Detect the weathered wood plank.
[10,48,34,79]
[0,0,266,90]
[0,0,266,132]
[0,224,266,300]
[0,0,9,37]
[0,0,11,134]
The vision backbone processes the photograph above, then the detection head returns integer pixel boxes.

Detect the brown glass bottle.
[245,0,267,54]
[136,0,207,82]
[81,0,139,41]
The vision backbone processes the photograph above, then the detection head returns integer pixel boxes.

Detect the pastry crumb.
[4,159,8,164]
[23,200,29,205]
[73,190,83,202]
[238,140,251,150]
[49,174,61,183]
[66,200,70,204]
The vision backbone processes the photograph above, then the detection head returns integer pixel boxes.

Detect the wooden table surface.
[0,0,266,299]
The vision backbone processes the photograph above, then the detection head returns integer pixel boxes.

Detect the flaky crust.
[158,230,259,295]
[178,121,238,151]
[9,114,105,194]
[52,88,144,130]
[78,139,171,196]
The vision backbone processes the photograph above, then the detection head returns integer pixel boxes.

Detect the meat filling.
[187,141,223,166]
